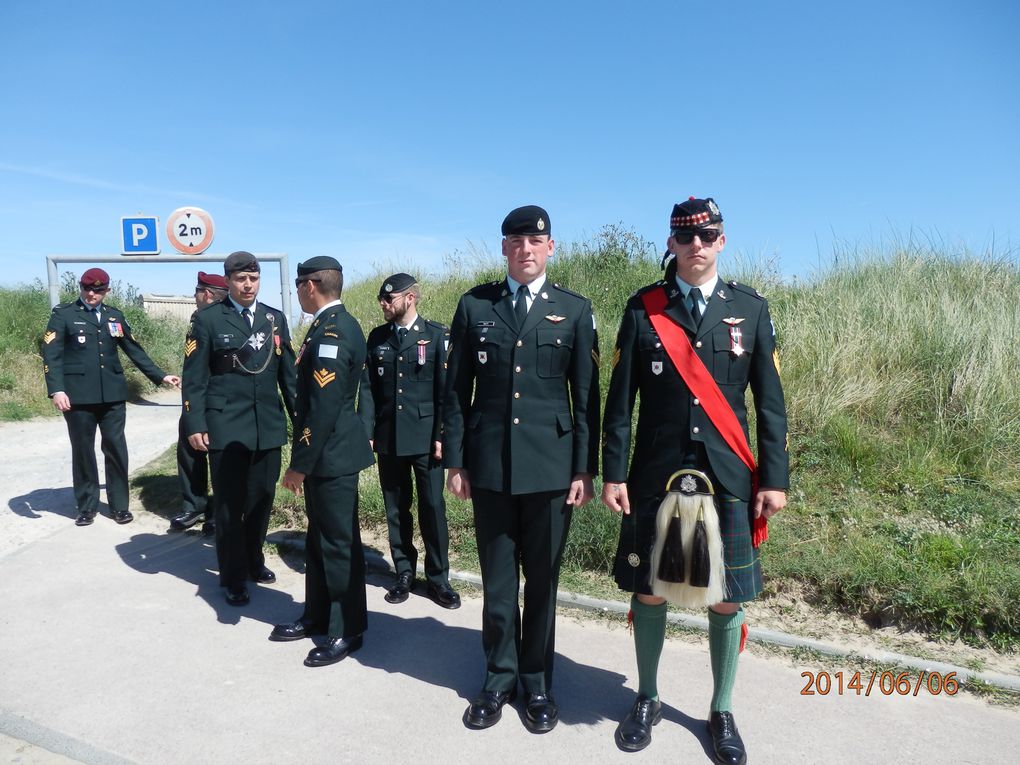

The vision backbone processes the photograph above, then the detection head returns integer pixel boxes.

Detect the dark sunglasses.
[84,286,109,294]
[672,228,722,245]
[378,293,406,305]
[294,277,322,288]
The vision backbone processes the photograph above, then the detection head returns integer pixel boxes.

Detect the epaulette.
[425,318,449,332]
[53,302,72,311]
[467,281,503,297]
[549,283,588,300]
[631,280,667,298]
[261,302,284,315]
[727,281,765,300]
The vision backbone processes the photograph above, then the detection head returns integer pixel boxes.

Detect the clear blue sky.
[1,0,1017,312]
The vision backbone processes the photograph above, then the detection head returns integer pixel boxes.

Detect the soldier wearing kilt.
[601,198,789,764]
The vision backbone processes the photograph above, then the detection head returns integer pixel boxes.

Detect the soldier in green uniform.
[170,271,227,535]
[42,267,180,527]
[445,205,600,733]
[182,251,297,607]
[601,198,789,764]
[272,256,375,667]
[357,272,460,609]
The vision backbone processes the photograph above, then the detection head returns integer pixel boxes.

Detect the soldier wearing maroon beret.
[170,272,229,533]
[42,268,181,526]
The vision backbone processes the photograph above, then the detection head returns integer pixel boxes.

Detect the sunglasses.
[83,286,109,294]
[672,228,722,245]
[378,293,406,305]
[294,277,322,288]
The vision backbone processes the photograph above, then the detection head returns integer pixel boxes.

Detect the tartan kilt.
[612,484,763,603]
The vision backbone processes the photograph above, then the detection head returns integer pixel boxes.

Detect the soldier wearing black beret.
[171,271,228,534]
[444,205,601,732]
[42,268,180,526]
[601,198,789,763]
[357,273,460,609]
[182,251,297,606]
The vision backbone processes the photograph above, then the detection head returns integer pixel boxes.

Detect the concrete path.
[1,396,1018,764]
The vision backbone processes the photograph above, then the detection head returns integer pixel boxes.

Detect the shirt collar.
[506,272,547,297]
[392,309,419,331]
[228,295,258,315]
[312,299,343,322]
[675,273,718,300]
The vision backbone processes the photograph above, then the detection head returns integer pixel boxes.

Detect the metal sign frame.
[45,253,292,318]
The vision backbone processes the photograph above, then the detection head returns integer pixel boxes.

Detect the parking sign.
[121,216,160,255]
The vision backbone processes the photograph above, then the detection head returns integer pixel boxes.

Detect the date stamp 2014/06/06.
[800,670,960,697]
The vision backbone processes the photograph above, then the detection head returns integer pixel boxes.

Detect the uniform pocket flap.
[556,411,573,434]
[418,401,434,418]
[536,328,574,348]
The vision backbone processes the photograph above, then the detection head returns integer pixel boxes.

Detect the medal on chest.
[417,339,430,366]
[108,321,124,338]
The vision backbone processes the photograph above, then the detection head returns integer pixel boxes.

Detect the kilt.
[612,479,763,603]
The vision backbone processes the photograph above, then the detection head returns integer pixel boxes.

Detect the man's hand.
[601,481,631,515]
[282,469,306,495]
[446,467,471,500]
[432,440,443,461]
[162,375,181,388]
[51,392,71,413]
[753,488,787,519]
[566,473,594,506]
[187,432,209,452]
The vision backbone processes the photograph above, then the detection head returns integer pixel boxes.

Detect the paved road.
[1,395,1018,764]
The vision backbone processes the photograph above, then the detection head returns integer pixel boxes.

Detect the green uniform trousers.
[63,402,129,515]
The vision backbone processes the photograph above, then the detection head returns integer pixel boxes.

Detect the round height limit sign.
[166,207,215,255]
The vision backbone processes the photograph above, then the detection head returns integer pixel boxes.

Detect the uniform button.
[693,426,700,434]
[513,417,520,424]
[555,338,561,345]
[398,356,404,361]
[480,337,486,343]
[397,388,403,394]
[514,392,520,399]
[515,366,522,373]
[516,340,523,347]
[100,365,104,368]
[695,341,703,348]
[398,372,403,377]
[693,398,700,406]
[397,405,403,410]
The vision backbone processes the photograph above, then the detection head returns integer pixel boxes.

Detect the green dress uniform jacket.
[358,317,452,586]
[444,281,600,493]
[289,303,374,639]
[42,300,167,403]
[602,271,789,599]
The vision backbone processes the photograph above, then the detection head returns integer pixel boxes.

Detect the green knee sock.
[631,595,668,700]
[708,608,744,713]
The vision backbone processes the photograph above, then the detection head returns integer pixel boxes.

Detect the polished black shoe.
[75,510,96,527]
[251,566,276,584]
[269,619,320,642]
[112,509,134,525]
[524,692,559,733]
[304,634,363,667]
[426,582,461,609]
[169,509,203,531]
[708,711,747,765]
[201,520,216,536]
[225,586,250,606]
[615,695,662,752]
[384,571,414,604]
[464,688,517,729]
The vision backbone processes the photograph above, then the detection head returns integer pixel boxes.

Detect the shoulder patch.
[728,281,765,300]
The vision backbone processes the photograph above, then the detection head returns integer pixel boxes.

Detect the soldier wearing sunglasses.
[601,198,788,764]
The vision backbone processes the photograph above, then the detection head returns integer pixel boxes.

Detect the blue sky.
[1,0,1017,313]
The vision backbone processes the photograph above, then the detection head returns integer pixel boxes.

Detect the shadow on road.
[9,486,87,520]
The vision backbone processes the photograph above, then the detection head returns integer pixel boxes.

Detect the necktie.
[689,287,703,325]
[242,307,253,327]
[396,326,407,343]
[514,285,529,329]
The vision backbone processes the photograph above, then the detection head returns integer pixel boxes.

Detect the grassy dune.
[7,230,1019,648]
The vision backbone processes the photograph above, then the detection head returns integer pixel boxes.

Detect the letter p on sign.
[121,216,160,255]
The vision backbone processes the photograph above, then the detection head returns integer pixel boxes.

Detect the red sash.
[641,287,767,547]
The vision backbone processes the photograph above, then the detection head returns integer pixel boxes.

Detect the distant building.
[142,294,194,322]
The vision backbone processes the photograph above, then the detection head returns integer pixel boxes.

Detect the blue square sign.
[121,216,160,255]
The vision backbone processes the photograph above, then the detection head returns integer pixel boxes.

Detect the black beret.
[670,197,723,230]
[297,256,342,276]
[378,272,417,298]
[501,205,551,236]
[223,251,260,275]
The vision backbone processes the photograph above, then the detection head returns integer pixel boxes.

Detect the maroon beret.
[79,268,110,288]
[197,271,228,290]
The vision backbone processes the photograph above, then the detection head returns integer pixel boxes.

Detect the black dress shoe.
[269,619,320,642]
[201,520,216,536]
[615,695,662,752]
[464,688,517,729]
[426,582,461,609]
[524,692,558,733]
[169,509,203,531]
[75,510,96,527]
[225,587,250,606]
[708,711,747,765]
[304,634,363,667]
[112,509,133,525]
[384,571,414,604]
[251,566,276,584]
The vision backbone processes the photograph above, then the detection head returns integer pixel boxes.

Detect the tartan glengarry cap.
[79,268,110,288]
[297,256,342,277]
[501,205,551,237]
[223,251,260,275]
[670,197,723,230]
[197,271,227,290]
[378,272,417,298]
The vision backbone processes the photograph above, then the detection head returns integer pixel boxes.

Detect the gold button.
[514,392,520,399]
[515,366,522,373]
[693,427,700,434]
[513,417,520,424]
[695,341,703,348]
[516,340,523,347]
